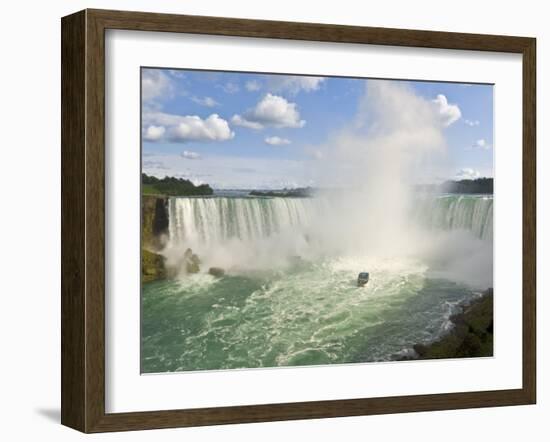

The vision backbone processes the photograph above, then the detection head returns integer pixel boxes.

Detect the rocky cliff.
[399,288,494,360]
[142,196,169,283]
[142,195,169,250]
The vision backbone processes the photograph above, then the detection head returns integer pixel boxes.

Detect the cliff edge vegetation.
[249,187,313,198]
[142,173,213,196]
[415,178,493,194]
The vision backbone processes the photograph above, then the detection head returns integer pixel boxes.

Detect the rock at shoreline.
[208,267,225,278]
[142,249,166,283]
[184,248,201,274]
[401,289,493,361]
[142,195,169,251]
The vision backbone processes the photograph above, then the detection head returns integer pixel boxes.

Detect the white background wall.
[0,0,546,440]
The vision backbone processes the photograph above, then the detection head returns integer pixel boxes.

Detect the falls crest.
[414,195,493,241]
[168,197,324,247]
[168,195,493,247]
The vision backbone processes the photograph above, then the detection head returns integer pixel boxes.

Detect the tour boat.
[357,272,370,287]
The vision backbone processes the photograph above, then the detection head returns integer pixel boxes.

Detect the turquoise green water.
[141,256,476,373]
[141,194,492,373]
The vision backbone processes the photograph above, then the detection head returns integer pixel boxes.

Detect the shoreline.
[397,288,493,361]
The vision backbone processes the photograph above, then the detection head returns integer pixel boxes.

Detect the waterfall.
[414,195,493,240]
[168,197,325,247]
[167,194,493,249]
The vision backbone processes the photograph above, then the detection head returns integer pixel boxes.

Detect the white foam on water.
[160,194,492,293]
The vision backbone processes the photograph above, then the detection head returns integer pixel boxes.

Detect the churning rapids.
[141,194,493,373]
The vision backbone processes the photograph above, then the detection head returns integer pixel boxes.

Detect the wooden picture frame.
[61,8,536,433]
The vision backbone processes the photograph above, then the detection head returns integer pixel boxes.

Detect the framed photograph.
[61,9,536,433]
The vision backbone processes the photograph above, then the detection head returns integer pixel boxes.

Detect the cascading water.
[168,196,325,247]
[414,194,493,240]
[142,193,493,373]
[167,194,493,249]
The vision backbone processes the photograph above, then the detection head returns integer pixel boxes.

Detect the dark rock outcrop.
[142,195,169,251]
[184,248,201,274]
[399,289,493,361]
[208,267,225,278]
[142,249,166,283]
[141,196,169,283]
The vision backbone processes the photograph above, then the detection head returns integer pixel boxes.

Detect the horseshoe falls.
[167,196,326,247]
[414,194,493,241]
[142,194,493,373]
[166,194,493,246]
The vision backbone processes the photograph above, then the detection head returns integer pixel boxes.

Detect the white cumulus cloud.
[143,112,234,143]
[169,114,234,142]
[432,94,461,127]
[245,80,261,92]
[181,150,201,160]
[221,82,239,94]
[231,115,263,130]
[455,168,480,180]
[232,94,306,130]
[143,125,166,141]
[142,69,173,102]
[191,96,219,107]
[464,119,480,126]
[268,75,325,95]
[265,136,291,146]
[473,138,491,149]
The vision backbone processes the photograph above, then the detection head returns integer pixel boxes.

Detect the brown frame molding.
[61,9,536,433]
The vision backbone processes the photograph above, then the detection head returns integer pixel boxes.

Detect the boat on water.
[357,272,370,287]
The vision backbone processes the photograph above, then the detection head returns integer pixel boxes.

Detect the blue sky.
[142,67,493,189]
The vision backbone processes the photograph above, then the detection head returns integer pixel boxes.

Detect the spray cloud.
[163,80,493,289]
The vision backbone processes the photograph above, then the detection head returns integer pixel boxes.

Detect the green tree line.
[142,173,213,196]
[441,178,493,194]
